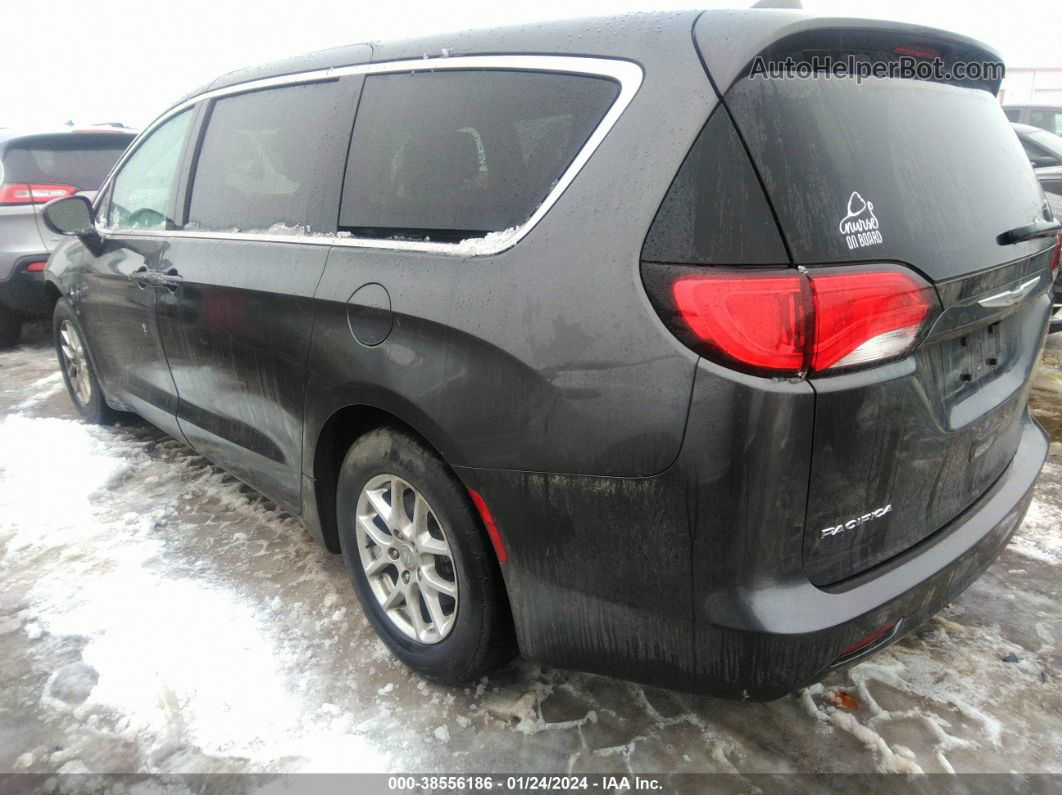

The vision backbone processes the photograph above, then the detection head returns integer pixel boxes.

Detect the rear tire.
[53,299,117,425]
[336,426,515,684]
[0,305,20,349]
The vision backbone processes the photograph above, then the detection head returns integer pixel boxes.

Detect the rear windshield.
[726,76,1048,279]
[1,134,133,190]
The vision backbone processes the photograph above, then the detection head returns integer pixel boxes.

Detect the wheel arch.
[43,279,62,315]
[309,401,464,554]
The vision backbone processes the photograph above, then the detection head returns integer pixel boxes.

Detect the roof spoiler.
[694,9,1004,97]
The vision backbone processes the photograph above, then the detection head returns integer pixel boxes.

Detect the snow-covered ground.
[0,324,1059,776]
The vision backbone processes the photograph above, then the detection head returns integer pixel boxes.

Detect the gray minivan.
[40,9,1056,698]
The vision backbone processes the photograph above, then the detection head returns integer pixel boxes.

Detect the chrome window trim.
[94,54,644,256]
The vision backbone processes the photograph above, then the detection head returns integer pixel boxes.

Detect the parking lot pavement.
[0,323,1059,777]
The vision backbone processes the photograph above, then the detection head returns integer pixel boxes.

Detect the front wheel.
[53,299,117,425]
[336,427,515,683]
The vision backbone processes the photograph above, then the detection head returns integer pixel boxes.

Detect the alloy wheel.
[59,320,93,406]
[355,473,459,643]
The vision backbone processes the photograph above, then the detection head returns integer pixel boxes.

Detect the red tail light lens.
[809,271,933,371]
[0,184,77,206]
[1051,234,1061,280]
[673,275,809,373]
[662,265,935,377]
[24,261,47,273]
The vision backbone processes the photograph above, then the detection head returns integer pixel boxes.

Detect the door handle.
[129,266,153,288]
[155,268,183,292]
[129,267,182,291]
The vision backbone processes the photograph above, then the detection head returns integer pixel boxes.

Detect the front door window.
[108,110,192,230]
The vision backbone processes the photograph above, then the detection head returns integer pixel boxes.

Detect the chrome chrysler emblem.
[977,276,1039,309]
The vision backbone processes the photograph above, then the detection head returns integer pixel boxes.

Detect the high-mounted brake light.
[0,184,77,206]
[662,265,936,377]
[892,45,941,60]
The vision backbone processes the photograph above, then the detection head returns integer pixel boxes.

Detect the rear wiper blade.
[996,220,1062,245]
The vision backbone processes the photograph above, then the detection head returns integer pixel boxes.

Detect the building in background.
[1000,68,1062,105]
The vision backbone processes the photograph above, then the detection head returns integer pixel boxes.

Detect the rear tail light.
[648,264,937,377]
[809,270,934,371]
[672,275,809,373]
[1051,234,1061,280]
[0,183,77,206]
[24,261,47,273]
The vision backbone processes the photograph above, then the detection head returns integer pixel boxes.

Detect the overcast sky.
[2,0,1057,130]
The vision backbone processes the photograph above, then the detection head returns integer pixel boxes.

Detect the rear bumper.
[458,412,1047,699]
[0,256,50,317]
[685,413,1047,699]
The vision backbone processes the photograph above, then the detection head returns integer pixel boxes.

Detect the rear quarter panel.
[306,17,719,478]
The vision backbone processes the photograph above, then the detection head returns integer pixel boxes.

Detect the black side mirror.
[1031,154,1060,168]
[42,195,96,237]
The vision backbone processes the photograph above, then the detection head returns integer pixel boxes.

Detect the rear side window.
[1028,109,1062,136]
[339,70,619,242]
[1002,107,1021,122]
[186,81,356,234]
[1,135,133,191]
[1026,128,1062,160]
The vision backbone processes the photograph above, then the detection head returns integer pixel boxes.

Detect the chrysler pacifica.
[40,9,1057,698]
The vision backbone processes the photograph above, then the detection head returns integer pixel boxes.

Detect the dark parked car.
[1013,122,1062,196]
[40,10,1057,699]
[0,127,134,347]
[1004,103,1062,136]
[1011,124,1062,332]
